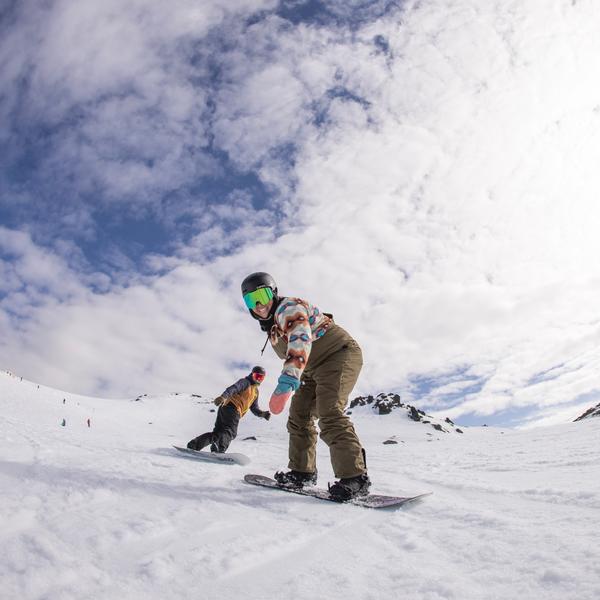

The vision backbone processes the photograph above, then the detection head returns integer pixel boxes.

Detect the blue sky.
[0,0,399,276]
[2,0,600,428]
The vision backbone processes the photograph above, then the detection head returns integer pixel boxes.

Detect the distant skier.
[186,366,271,453]
[61,418,66,427]
[241,272,371,501]
[87,418,91,428]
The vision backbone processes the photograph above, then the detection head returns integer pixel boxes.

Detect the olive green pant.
[287,325,366,479]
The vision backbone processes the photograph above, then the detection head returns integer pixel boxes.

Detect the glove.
[261,411,271,421]
[269,374,300,415]
[213,396,225,406]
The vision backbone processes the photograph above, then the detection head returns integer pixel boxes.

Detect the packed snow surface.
[1,371,599,600]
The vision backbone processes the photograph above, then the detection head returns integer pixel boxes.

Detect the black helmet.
[241,272,279,325]
[250,365,266,383]
[241,272,277,297]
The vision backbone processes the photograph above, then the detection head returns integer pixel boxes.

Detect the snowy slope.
[1,370,599,600]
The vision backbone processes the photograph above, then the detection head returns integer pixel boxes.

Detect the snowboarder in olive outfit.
[241,272,371,500]
[187,366,270,453]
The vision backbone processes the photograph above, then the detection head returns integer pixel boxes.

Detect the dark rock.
[347,391,462,435]
[574,403,600,421]
[349,392,404,414]
[409,406,422,422]
[243,436,257,441]
[383,439,398,445]
[456,428,463,434]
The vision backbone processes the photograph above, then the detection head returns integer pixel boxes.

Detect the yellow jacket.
[217,376,263,417]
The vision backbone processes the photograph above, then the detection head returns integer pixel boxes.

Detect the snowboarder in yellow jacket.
[187,366,270,453]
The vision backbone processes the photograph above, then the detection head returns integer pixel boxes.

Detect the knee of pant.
[287,418,315,435]
[315,400,347,421]
[318,413,350,429]
[318,417,354,439]
[319,429,346,446]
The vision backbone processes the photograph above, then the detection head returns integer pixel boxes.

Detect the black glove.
[261,411,271,421]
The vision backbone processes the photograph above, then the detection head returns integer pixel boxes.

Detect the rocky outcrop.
[574,403,600,421]
[347,392,463,434]
[348,393,403,414]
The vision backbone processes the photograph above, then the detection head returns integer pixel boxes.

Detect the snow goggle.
[243,286,274,310]
[252,372,266,382]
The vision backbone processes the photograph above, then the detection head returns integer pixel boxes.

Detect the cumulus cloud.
[2,0,600,427]
[0,233,281,397]
[0,227,88,307]
[0,0,276,239]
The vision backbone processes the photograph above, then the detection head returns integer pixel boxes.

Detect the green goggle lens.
[243,287,274,310]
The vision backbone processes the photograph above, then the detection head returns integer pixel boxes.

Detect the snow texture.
[1,370,599,600]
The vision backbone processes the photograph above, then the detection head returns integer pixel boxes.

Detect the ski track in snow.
[1,371,600,600]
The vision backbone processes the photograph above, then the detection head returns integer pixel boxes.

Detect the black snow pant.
[187,404,240,453]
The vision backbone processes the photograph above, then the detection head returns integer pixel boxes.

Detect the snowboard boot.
[328,473,371,501]
[274,469,318,488]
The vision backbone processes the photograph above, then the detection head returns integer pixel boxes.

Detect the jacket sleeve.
[274,299,313,382]
[221,377,250,399]
[249,391,263,417]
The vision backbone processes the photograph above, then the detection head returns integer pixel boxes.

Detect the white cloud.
[0,241,274,397]
[2,0,600,426]
[0,227,87,303]
[214,64,308,166]
[0,0,277,206]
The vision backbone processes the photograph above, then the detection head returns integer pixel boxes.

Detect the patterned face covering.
[243,286,274,310]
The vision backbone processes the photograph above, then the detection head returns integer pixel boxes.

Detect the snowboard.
[173,445,250,466]
[243,474,431,509]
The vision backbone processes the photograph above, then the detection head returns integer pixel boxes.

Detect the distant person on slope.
[187,366,271,453]
[241,272,371,501]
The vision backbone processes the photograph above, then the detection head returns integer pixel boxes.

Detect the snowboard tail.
[243,474,431,509]
[173,445,250,466]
